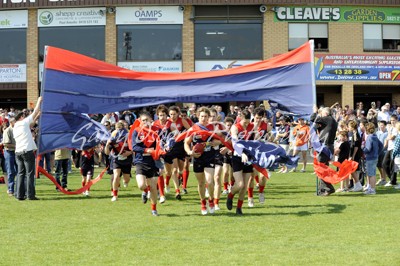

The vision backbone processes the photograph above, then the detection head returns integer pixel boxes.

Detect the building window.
[0,29,26,64]
[289,23,328,51]
[195,24,262,60]
[364,24,400,51]
[194,5,263,60]
[39,26,105,62]
[117,25,182,61]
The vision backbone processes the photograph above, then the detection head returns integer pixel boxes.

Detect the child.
[334,131,351,193]
[81,148,95,196]
[54,148,72,191]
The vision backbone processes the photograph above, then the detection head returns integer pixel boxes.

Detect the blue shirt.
[376,129,388,152]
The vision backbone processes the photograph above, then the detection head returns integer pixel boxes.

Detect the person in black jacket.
[310,106,338,196]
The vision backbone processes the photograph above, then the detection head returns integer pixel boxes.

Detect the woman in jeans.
[362,123,383,195]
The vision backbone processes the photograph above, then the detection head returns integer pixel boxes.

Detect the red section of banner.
[38,166,107,195]
[313,156,358,184]
[45,42,312,81]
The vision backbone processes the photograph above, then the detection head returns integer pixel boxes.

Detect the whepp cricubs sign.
[315,54,400,81]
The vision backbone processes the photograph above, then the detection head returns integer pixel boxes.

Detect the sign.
[38,8,106,27]
[116,6,183,25]
[274,6,400,23]
[195,60,260,72]
[314,54,400,81]
[0,64,26,82]
[0,10,27,28]
[117,62,182,73]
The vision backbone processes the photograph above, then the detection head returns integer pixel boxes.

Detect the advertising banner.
[195,60,260,72]
[38,8,106,27]
[274,6,400,23]
[117,62,182,73]
[0,64,26,82]
[116,6,183,25]
[0,10,28,28]
[315,54,400,81]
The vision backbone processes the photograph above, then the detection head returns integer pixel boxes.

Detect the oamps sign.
[116,6,183,25]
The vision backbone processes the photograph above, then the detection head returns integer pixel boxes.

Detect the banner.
[118,62,182,73]
[0,64,26,83]
[0,10,28,28]
[274,6,400,23]
[39,41,315,153]
[116,6,184,25]
[195,60,259,72]
[315,53,400,81]
[38,8,106,27]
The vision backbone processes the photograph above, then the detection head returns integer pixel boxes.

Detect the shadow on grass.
[225,203,346,217]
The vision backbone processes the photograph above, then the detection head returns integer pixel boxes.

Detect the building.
[0,0,399,111]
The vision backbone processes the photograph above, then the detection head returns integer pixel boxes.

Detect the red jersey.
[167,117,186,133]
[235,122,254,140]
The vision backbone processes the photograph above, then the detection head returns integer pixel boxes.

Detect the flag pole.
[308,40,319,195]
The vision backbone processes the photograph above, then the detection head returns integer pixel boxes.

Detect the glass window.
[195,23,262,60]
[39,26,105,62]
[0,29,26,64]
[289,23,328,50]
[364,24,400,50]
[117,25,182,61]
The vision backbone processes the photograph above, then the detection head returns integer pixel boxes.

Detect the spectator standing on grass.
[347,120,363,192]
[382,115,398,187]
[2,117,17,196]
[334,131,351,193]
[376,120,388,186]
[310,106,338,196]
[14,97,42,201]
[362,123,383,195]
[291,117,310,173]
[54,148,71,192]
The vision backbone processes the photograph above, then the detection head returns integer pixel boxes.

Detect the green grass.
[1,167,400,265]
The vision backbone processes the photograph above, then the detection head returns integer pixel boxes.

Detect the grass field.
[1,167,400,265]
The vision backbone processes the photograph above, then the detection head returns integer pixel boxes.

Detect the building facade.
[0,0,399,109]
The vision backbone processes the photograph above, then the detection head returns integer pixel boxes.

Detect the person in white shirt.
[14,97,42,201]
[382,114,398,187]
[377,105,391,123]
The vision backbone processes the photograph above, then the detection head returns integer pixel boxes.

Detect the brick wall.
[27,9,39,108]
[105,12,117,65]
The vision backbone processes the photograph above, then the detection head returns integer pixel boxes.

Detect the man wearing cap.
[310,106,338,196]
[14,97,42,200]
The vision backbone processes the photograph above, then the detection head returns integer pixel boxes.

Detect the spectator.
[54,148,72,191]
[2,117,17,196]
[377,105,390,123]
[376,120,388,186]
[14,97,42,200]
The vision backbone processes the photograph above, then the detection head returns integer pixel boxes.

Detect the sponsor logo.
[39,11,53,25]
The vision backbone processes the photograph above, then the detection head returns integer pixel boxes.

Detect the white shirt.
[13,115,37,153]
[377,111,390,122]
[387,126,398,151]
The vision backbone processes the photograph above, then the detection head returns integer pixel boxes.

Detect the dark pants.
[4,150,17,194]
[382,150,397,185]
[55,159,69,188]
[39,152,52,173]
[15,150,36,199]
[317,145,335,194]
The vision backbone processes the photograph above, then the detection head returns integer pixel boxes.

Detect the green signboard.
[273,6,400,23]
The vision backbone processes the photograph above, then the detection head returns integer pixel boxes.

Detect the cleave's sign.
[274,6,400,23]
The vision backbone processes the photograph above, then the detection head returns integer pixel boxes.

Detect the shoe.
[159,196,166,204]
[277,168,284,173]
[289,168,296,173]
[259,192,265,204]
[142,192,148,204]
[248,197,254,208]
[28,197,39,200]
[175,193,182,200]
[376,179,387,186]
[209,201,215,214]
[394,184,400,189]
[363,185,371,192]
[84,190,90,196]
[63,187,70,192]
[349,182,363,192]
[182,188,188,194]
[236,208,243,215]
[151,210,159,216]
[16,197,25,201]
[7,191,14,197]
[281,168,288,174]
[123,182,128,188]
[165,186,170,193]
[364,188,376,195]
[335,188,345,193]
[226,197,233,210]
[222,189,228,195]
[300,169,306,173]
[205,188,210,198]
[215,204,221,211]
[201,208,208,215]
[111,196,118,202]
[384,182,394,187]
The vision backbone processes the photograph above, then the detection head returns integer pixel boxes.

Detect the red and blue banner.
[39,41,315,153]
